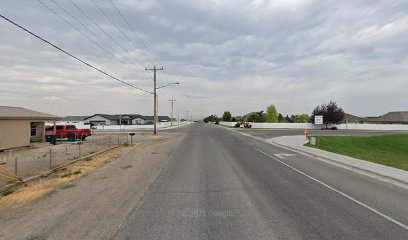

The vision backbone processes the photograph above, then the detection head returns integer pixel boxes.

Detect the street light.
[154,82,180,134]
[145,66,180,135]
[156,82,180,90]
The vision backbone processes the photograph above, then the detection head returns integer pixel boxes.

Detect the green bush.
[234,123,240,128]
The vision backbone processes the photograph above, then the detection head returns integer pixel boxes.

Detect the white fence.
[95,122,192,130]
[336,123,408,131]
[219,122,408,131]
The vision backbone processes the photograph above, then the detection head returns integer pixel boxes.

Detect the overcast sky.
[1,0,407,118]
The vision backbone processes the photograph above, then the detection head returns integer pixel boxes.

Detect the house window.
[31,123,37,136]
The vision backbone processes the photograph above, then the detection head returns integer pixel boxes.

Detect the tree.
[222,111,232,122]
[247,111,266,122]
[311,101,345,128]
[294,114,309,123]
[265,105,279,122]
[203,114,218,123]
[277,113,284,122]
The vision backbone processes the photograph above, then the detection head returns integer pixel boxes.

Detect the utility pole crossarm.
[145,67,163,71]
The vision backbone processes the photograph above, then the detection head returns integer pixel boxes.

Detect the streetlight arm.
[156,82,180,89]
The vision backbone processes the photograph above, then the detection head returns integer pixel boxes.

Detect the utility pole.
[169,98,176,126]
[145,65,163,135]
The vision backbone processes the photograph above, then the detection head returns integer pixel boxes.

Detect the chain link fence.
[0,134,136,188]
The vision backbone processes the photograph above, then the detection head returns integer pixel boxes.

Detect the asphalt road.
[115,123,408,239]
[240,128,408,139]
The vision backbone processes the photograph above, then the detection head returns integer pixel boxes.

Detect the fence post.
[79,142,81,157]
[49,149,52,169]
[14,157,18,175]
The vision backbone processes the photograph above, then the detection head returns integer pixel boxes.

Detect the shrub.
[234,123,240,128]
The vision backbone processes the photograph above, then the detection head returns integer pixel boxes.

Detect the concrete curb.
[229,128,408,188]
[271,138,408,183]
[0,145,120,192]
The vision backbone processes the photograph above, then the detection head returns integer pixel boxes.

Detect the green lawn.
[305,135,408,171]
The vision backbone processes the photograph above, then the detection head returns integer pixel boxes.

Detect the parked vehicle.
[46,125,92,141]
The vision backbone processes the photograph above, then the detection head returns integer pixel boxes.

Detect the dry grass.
[0,144,139,212]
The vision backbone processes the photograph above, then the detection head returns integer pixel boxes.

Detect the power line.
[0,13,153,94]
[51,0,109,49]
[108,0,166,84]
[90,0,155,66]
[67,0,143,68]
[37,0,124,66]
[108,0,163,67]
[48,0,141,72]
[88,0,154,82]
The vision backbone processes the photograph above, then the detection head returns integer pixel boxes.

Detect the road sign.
[314,115,323,125]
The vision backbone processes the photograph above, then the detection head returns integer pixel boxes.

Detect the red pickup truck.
[46,125,92,141]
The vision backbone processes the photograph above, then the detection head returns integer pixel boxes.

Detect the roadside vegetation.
[306,134,408,170]
[202,104,313,125]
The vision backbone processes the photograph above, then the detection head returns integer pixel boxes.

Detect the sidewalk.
[269,135,408,184]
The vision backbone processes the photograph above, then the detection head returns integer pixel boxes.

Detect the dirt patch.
[0,144,139,212]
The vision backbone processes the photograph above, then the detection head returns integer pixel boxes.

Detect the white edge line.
[234,130,408,189]
[253,147,408,231]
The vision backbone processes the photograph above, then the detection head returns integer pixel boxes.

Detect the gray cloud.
[0,0,407,118]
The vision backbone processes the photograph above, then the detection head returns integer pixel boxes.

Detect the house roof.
[342,111,408,123]
[378,111,408,122]
[342,113,367,122]
[84,114,115,121]
[128,114,144,119]
[0,106,59,120]
[142,116,172,121]
[84,114,158,121]
[60,116,89,121]
[84,114,132,121]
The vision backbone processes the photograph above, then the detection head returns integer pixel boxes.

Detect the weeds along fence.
[0,134,132,188]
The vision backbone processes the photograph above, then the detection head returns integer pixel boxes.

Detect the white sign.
[315,115,323,125]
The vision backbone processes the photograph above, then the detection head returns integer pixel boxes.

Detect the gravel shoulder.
[0,133,184,240]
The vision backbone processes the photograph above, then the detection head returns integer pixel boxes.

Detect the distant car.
[46,124,92,141]
[243,123,252,128]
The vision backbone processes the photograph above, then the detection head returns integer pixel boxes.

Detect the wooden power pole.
[169,98,176,126]
[145,65,163,135]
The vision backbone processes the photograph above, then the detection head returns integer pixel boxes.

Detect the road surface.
[1,123,407,239]
[241,128,408,138]
[115,123,408,239]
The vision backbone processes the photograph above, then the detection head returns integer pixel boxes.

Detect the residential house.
[343,111,408,124]
[84,114,172,126]
[0,106,59,151]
